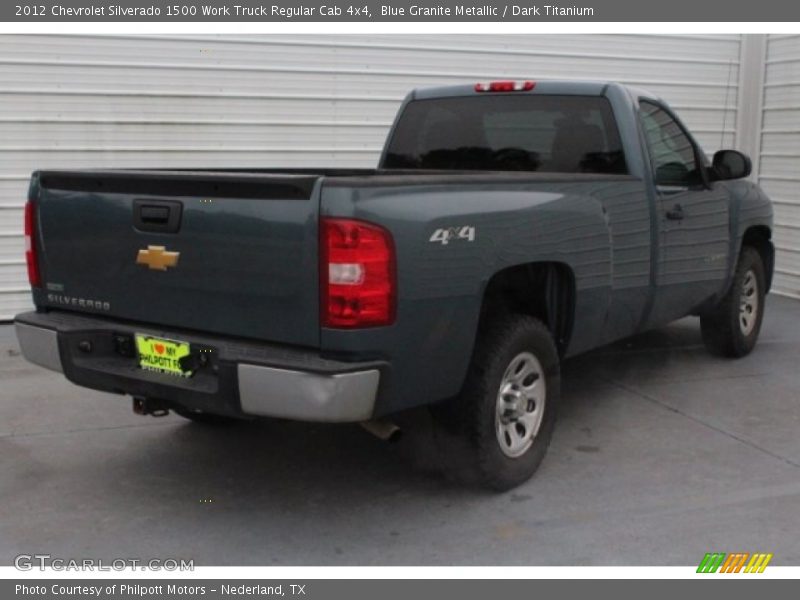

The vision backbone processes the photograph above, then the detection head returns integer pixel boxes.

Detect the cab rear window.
[383,94,627,174]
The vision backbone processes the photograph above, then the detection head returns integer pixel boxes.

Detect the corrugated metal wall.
[0,34,744,318]
[761,34,800,299]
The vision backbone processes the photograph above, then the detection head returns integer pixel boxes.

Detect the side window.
[639,101,701,187]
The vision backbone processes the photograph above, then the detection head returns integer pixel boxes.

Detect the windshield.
[383,94,627,174]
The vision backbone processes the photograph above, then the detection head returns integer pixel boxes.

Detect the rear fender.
[319,181,613,416]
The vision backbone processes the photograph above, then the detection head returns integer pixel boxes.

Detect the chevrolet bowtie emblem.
[136,245,180,271]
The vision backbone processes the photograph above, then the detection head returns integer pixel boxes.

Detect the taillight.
[321,218,395,328]
[475,80,535,92]
[24,201,41,288]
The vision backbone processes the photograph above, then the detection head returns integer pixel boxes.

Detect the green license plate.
[135,334,192,377]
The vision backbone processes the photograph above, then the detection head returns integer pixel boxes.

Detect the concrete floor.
[1,296,799,566]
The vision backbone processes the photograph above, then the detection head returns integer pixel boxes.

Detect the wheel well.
[479,263,575,356]
[741,226,774,292]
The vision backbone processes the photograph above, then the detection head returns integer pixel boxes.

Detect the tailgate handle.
[140,206,170,223]
[133,199,182,233]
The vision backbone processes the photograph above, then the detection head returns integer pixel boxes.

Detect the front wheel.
[434,315,560,491]
[700,246,766,358]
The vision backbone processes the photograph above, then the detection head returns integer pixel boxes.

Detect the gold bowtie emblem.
[136,245,180,271]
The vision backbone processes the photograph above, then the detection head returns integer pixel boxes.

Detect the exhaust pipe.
[360,419,402,443]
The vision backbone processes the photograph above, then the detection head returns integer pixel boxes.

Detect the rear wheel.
[700,246,766,358]
[434,315,560,491]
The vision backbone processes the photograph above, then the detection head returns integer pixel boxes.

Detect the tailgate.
[32,170,321,348]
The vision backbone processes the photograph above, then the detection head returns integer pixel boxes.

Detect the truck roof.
[412,80,654,101]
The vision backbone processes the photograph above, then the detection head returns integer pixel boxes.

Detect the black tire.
[433,315,560,491]
[700,246,766,358]
[174,409,242,426]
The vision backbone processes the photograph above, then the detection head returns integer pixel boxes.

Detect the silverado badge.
[136,245,180,271]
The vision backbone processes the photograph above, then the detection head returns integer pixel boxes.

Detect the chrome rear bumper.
[238,364,379,422]
[15,322,63,373]
[14,312,382,423]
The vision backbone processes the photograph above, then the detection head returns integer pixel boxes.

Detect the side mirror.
[712,150,752,181]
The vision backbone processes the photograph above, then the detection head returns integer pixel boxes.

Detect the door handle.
[665,204,684,221]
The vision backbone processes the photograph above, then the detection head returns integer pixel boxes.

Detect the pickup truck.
[15,80,774,490]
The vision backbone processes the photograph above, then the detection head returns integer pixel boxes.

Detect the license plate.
[135,334,192,377]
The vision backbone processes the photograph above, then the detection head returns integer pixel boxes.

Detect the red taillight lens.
[24,201,41,287]
[475,80,536,92]
[321,218,395,328]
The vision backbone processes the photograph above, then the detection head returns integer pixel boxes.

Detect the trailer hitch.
[132,396,170,417]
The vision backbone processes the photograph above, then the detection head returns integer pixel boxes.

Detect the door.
[639,100,731,325]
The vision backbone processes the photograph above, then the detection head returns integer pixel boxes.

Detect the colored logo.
[136,245,180,271]
[697,552,773,573]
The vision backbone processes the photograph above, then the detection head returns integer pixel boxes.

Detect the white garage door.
[0,34,744,319]
[761,34,800,299]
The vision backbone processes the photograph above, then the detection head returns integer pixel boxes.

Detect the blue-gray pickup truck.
[15,80,774,489]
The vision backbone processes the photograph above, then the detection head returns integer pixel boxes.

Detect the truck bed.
[31,166,637,346]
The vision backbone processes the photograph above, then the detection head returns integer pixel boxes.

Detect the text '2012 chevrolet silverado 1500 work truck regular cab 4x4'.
[15,80,774,490]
